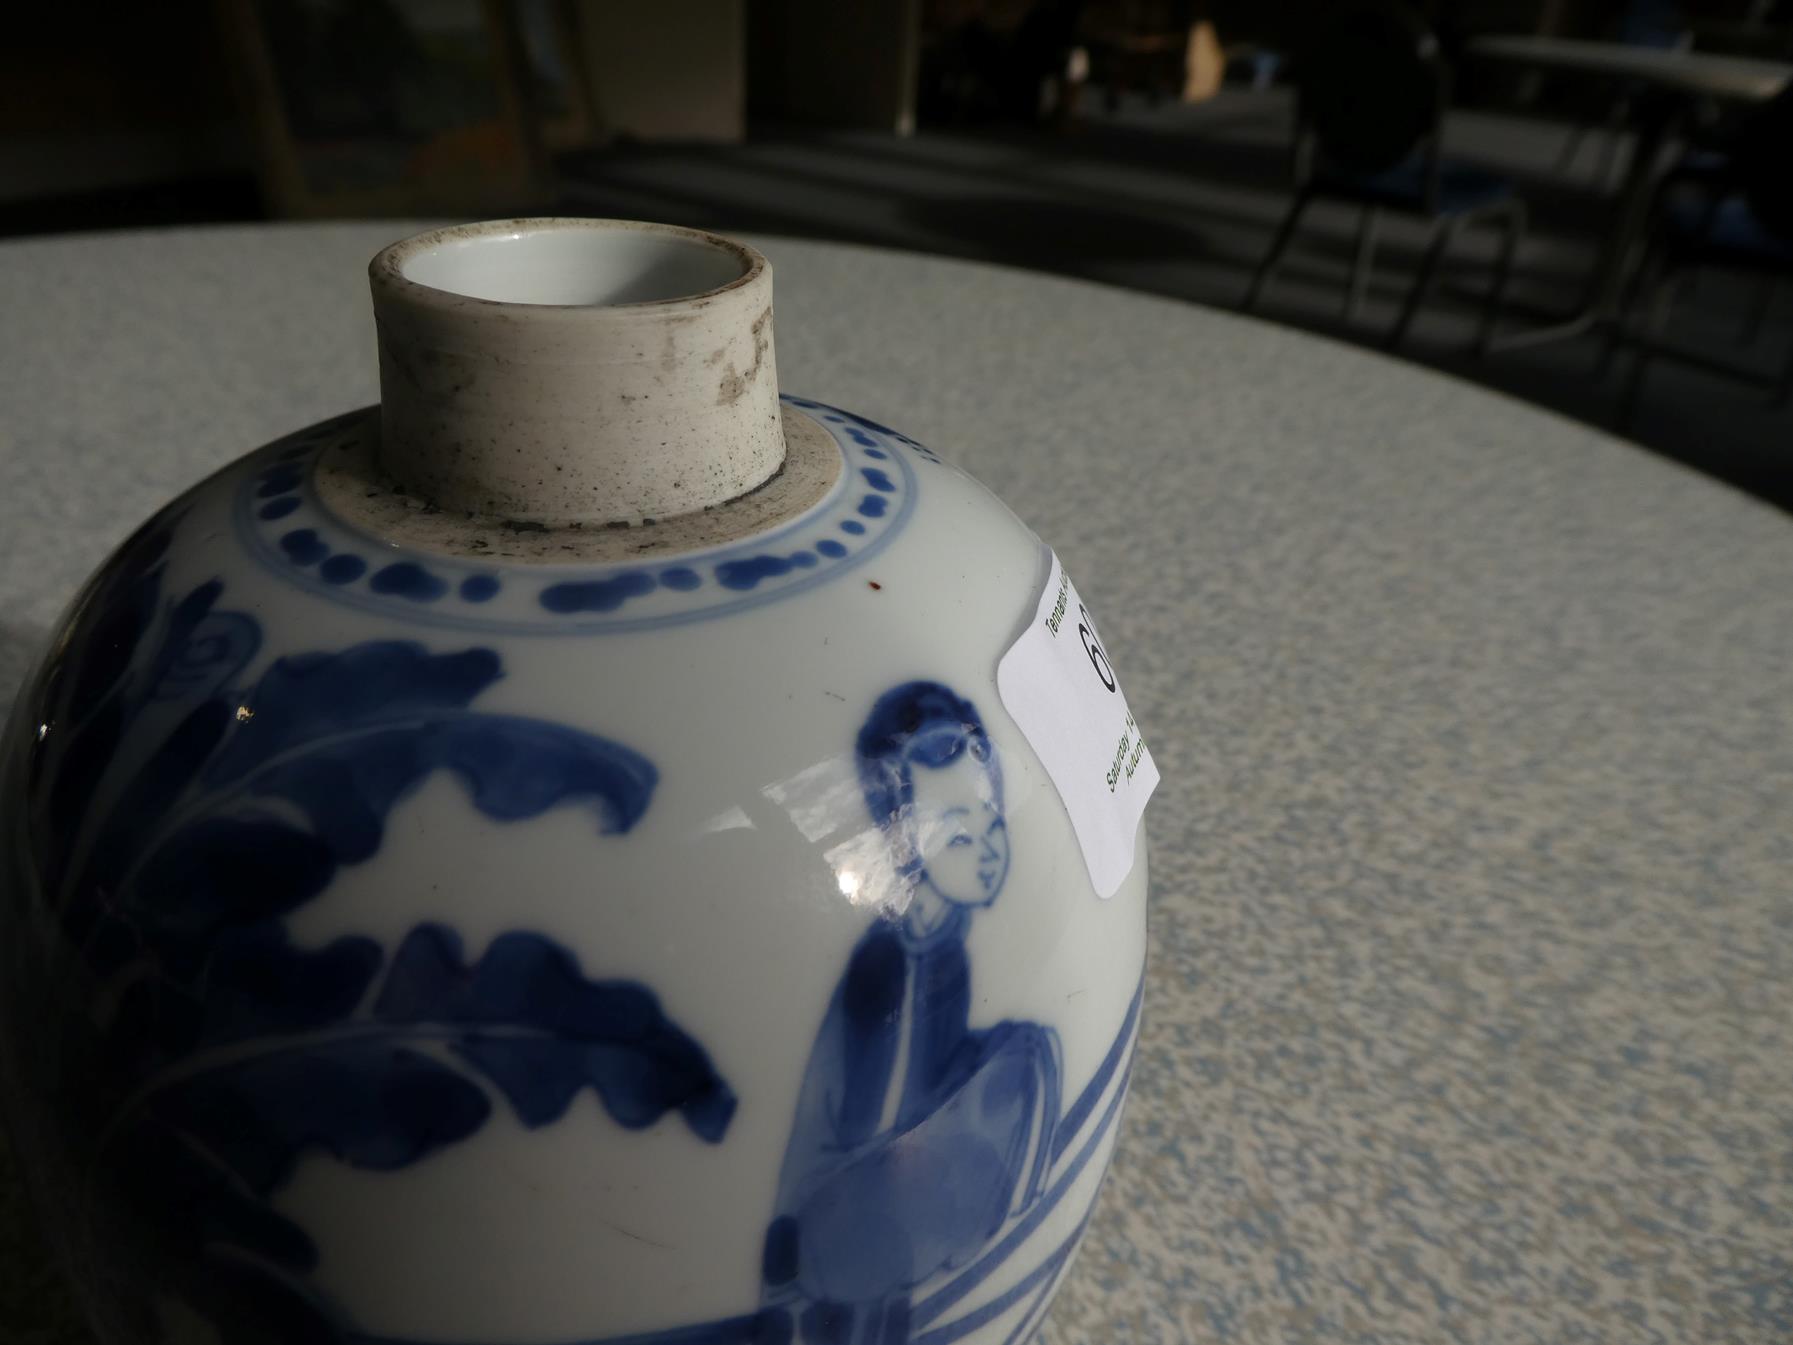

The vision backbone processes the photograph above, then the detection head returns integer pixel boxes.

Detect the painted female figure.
[762,682,1061,1344]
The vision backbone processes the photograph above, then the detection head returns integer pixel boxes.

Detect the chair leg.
[1387,217,1460,352]
[1245,188,1314,311]
[1740,276,1778,347]
[1597,233,1667,380]
[1599,113,1628,193]
[1619,258,1680,430]
[1599,129,1621,189]
[1556,124,1586,174]
[1477,201,1526,356]
[1347,206,1379,322]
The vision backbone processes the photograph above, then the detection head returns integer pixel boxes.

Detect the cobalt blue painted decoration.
[322,554,368,584]
[282,528,330,565]
[376,925,738,1141]
[819,405,942,466]
[17,523,734,1345]
[337,677,1132,1345]
[341,974,1140,1345]
[259,466,305,497]
[541,571,659,613]
[759,682,1062,1339]
[370,561,449,602]
[718,555,801,591]
[234,397,924,634]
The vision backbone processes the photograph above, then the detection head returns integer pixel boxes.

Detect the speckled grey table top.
[2,224,1790,1344]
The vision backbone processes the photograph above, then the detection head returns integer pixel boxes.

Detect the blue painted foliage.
[15,513,733,1342]
[8,512,1128,1345]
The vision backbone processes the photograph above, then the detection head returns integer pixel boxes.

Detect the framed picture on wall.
[218,0,557,217]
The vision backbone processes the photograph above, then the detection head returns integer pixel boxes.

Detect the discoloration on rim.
[315,403,843,563]
[368,218,785,525]
[719,308,773,406]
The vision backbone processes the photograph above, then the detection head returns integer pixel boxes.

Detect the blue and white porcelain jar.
[0,220,1150,1345]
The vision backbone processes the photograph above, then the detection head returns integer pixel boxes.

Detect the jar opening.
[397,224,752,308]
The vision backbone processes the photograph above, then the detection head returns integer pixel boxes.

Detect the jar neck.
[368,219,784,526]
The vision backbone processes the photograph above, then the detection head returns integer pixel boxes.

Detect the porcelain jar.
[0,220,1150,1345]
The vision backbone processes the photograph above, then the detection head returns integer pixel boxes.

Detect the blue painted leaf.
[98,643,653,970]
[89,814,359,1077]
[106,924,383,1070]
[376,924,737,1142]
[37,569,262,907]
[25,556,729,1345]
[189,1259,343,1345]
[38,696,126,893]
[204,642,504,786]
[110,918,734,1261]
[196,926,385,1044]
[109,1118,363,1345]
[63,629,660,1093]
[146,1043,493,1194]
[56,519,175,713]
[236,713,660,862]
[30,528,177,886]
[149,605,262,703]
[123,815,337,953]
[73,700,237,923]
[111,1120,319,1272]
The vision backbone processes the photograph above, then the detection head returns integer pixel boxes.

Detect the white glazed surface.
[4,398,1147,1345]
[399,227,747,306]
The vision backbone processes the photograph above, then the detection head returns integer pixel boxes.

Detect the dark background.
[3,1,1789,509]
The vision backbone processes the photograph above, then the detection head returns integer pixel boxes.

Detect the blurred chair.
[1244,2,1526,352]
[1555,0,1691,186]
[1616,87,1793,419]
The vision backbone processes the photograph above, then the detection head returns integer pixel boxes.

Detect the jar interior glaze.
[399,226,751,307]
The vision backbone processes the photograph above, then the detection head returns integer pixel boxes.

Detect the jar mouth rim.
[369,218,767,313]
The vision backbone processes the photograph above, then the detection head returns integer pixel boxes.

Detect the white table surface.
[1470,33,1793,101]
[2,224,1792,1345]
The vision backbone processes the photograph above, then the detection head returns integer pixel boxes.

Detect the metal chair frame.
[1245,22,1527,354]
[1610,91,1793,422]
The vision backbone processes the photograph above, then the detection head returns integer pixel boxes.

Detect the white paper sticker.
[996,550,1159,898]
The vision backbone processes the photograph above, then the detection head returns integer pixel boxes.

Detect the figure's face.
[906,745,1009,908]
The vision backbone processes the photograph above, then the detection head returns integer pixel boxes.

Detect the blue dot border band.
[234,397,922,636]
